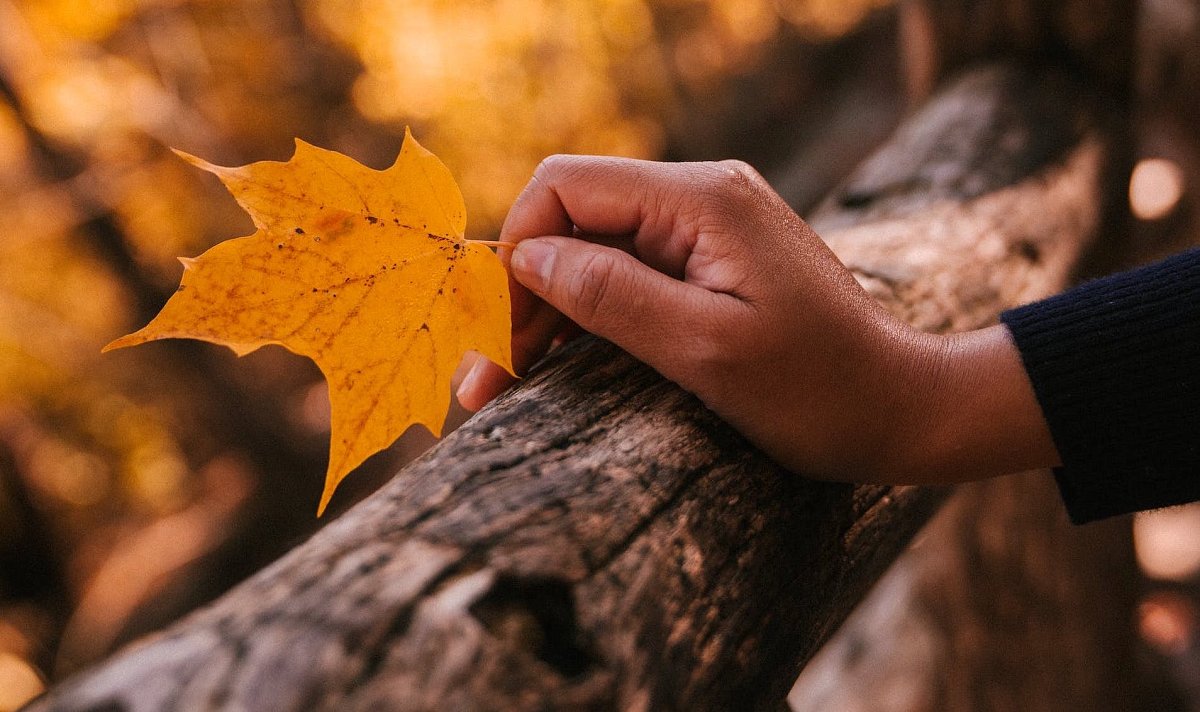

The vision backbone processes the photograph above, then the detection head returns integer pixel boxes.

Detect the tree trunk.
[25,63,1118,712]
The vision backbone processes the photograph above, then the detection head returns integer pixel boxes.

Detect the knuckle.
[533,154,608,197]
[698,159,766,213]
[717,157,754,177]
[694,159,790,248]
[566,250,620,324]
[717,159,767,192]
[533,154,570,183]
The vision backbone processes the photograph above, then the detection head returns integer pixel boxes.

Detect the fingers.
[504,156,779,270]
[456,302,562,410]
[456,311,585,411]
[501,155,662,246]
[456,359,515,412]
[506,236,735,381]
[457,233,718,412]
[459,155,773,411]
[465,157,677,411]
[496,155,768,351]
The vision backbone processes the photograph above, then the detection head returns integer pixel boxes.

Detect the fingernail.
[457,363,481,407]
[511,240,555,291]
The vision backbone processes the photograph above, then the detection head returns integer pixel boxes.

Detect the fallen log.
[25,63,1116,712]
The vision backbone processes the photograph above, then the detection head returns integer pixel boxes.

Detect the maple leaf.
[105,130,514,515]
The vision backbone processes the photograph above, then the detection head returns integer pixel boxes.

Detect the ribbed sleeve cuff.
[1000,247,1200,524]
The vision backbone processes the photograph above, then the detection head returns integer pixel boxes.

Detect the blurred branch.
[915,0,1137,94]
[0,436,69,673]
[0,72,168,325]
[0,41,328,662]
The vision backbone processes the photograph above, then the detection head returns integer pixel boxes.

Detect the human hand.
[457,156,1058,484]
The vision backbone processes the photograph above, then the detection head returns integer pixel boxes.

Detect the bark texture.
[788,471,1162,712]
[26,65,1114,712]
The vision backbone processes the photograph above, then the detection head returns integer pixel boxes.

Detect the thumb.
[509,237,723,372]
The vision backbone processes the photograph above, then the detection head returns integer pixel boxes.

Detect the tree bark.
[25,64,1116,712]
[787,471,1168,712]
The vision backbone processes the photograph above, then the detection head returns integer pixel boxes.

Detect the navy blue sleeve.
[1000,247,1200,524]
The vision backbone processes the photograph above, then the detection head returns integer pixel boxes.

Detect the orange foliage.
[0,0,894,692]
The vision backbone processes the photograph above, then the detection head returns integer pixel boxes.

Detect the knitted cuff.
[1000,247,1200,524]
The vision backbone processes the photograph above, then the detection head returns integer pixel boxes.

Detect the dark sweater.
[1000,247,1200,524]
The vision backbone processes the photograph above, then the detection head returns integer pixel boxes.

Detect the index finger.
[500,155,699,277]
[496,155,699,374]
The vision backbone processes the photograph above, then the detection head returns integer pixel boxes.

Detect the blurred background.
[0,0,1198,709]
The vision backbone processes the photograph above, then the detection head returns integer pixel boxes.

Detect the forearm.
[893,246,1200,524]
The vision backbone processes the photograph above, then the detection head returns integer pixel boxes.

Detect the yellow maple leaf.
[105,130,514,515]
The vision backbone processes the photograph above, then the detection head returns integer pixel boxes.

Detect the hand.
[457,155,1059,484]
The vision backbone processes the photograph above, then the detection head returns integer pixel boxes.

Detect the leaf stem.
[467,239,517,249]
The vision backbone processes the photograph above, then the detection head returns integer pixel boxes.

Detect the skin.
[457,155,1061,485]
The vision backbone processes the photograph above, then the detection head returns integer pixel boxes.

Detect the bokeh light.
[1130,157,1186,220]
[1135,503,1200,581]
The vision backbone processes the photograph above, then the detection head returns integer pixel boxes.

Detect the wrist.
[864,325,957,483]
[889,324,1061,484]
[804,319,952,484]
